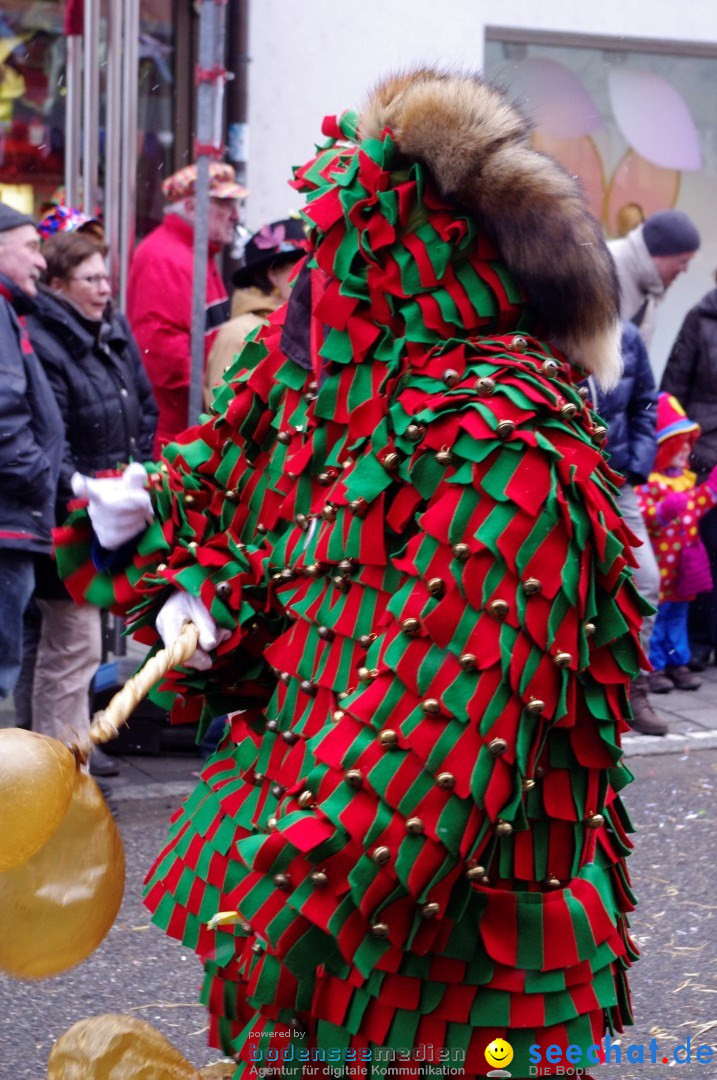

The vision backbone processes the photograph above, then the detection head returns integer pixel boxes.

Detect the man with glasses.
[0,202,63,703]
[127,163,247,454]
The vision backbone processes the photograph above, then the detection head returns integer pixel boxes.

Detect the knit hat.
[161,162,247,203]
[642,211,700,256]
[232,218,308,288]
[655,392,699,470]
[656,392,699,443]
[37,205,100,240]
[0,202,35,233]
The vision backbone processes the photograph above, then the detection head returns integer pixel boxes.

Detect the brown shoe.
[647,669,674,694]
[665,664,702,691]
[629,676,668,736]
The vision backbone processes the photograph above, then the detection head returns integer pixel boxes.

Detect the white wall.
[246,0,717,228]
[245,0,486,228]
[245,0,717,372]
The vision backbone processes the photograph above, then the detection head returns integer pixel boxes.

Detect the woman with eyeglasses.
[24,230,157,769]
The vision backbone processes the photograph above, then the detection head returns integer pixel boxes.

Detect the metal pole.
[64,36,83,208]
[212,9,228,158]
[189,0,227,427]
[82,0,100,217]
[226,0,249,192]
[105,0,123,295]
[189,3,215,428]
[119,0,140,310]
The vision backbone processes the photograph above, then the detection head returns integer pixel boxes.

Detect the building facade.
[3,1,717,373]
[247,0,717,374]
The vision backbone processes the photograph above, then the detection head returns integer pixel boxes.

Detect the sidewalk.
[2,665,717,803]
[622,662,717,757]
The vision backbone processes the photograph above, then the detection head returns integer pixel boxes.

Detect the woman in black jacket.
[661,276,717,668]
[25,230,157,764]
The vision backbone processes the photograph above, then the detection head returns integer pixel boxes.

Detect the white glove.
[156,590,232,671]
[71,462,154,550]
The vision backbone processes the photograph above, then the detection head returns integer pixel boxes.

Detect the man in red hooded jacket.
[127,163,246,455]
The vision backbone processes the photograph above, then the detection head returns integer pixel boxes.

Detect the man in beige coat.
[204,218,307,408]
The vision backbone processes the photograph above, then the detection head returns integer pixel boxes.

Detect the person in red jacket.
[127,163,247,454]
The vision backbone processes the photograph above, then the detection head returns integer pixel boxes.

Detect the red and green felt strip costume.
[55,85,648,1078]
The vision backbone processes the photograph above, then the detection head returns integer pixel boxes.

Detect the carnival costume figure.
[56,70,649,1078]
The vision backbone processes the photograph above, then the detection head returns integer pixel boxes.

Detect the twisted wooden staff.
[74,623,200,762]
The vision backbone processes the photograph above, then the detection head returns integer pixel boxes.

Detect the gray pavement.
[0,660,716,1077]
[2,744,717,1078]
[623,663,717,757]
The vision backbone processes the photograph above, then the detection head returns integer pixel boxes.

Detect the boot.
[688,647,712,672]
[629,675,668,736]
[647,669,674,694]
[665,664,702,691]
[90,746,120,777]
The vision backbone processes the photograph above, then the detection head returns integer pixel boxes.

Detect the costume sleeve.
[53,321,292,725]
[687,474,717,527]
[635,480,664,535]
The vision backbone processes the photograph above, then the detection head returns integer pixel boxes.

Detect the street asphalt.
[1,664,716,1077]
[2,751,716,1078]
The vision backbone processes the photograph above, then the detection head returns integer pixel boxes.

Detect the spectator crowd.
[0,172,714,763]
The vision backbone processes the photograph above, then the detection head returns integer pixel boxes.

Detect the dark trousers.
[689,505,717,657]
[0,551,35,700]
[13,598,41,727]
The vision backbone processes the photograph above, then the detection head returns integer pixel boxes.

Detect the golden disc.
[0,771,125,978]
[0,728,77,871]
[47,1014,200,1079]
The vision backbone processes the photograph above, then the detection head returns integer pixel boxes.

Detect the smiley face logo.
[485,1038,514,1071]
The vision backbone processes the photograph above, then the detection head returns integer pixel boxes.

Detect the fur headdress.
[359,69,621,387]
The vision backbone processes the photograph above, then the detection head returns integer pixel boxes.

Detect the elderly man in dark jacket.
[662,278,717,669]
[589,320,662,733]
[0,203,63,700]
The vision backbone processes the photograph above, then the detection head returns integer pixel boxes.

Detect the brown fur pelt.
[359,68,621,388]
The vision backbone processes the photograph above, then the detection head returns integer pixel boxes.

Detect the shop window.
[0,0,176,238]
[484,30,717,371]
[484,32,717,240]
[0,4,67,213]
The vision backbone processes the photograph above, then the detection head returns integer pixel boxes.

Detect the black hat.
[0,202,35,233]
[232,218,307,288]
[642,210,700,256]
